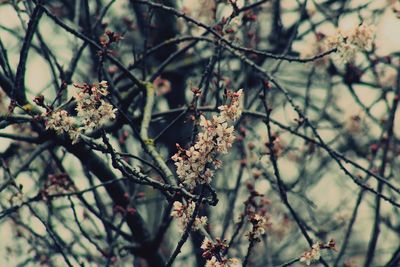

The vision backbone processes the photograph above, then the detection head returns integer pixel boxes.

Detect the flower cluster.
[205,256,241,267]
[45,109,81,144]
[201,237,241,267]
[43,81,117,144]
[299,243,321,266]
[201,237,228,259]
[171,89,243,189]
[300,239,337,266]
[99,30,123,48]
[170,200,207,231]
[73,81,117,130]
[218,90,243,121]
[240,183,272,241]
[246,213,271,241]
[325,23,374,62]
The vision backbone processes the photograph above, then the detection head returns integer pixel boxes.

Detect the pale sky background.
[1,0,400,266]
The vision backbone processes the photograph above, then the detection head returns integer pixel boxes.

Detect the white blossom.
[201,237,213,250]
[205,257,220,267]
[218,89,243,121]
[170,200,207,231]
[45,109,81,144]
[325,23,374,63]
[246,213,271,241]
[74,83,117,131]
[299,243,321,266]
[205,256,242,267]
[172,89,243,189]
[348,23,374,49]
[98,80,108,89]
[44,81,117,143]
